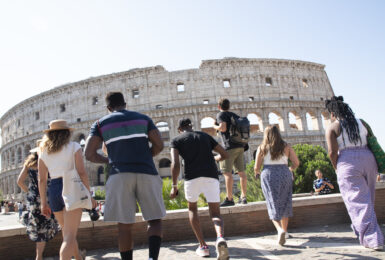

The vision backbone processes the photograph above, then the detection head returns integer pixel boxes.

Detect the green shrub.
[237,160,265,202]
[162,178,207,210]
[94,188,106,200]
[292,144,337,193]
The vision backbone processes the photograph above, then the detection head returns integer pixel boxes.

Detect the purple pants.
[337,147,384,248]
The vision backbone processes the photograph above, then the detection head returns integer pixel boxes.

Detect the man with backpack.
[213,98,250,207]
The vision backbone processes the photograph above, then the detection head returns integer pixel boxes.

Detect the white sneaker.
[371,245,383,251]
[285,232,291,239]
[216,237,229,260]
[278,230,286,246]
[196,245,210,257]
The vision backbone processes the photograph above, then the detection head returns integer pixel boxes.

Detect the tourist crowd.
[14,93,383,260]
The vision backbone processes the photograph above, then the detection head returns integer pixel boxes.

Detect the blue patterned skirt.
[261,164,293,221]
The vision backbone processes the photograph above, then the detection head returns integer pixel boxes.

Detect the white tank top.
[337,119,368,150]
[263,151,288,165]
[40,142,81,179]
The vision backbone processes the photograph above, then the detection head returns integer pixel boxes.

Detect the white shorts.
[184,177,220,203]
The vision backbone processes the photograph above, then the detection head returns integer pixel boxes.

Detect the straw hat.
[43,119,74,133]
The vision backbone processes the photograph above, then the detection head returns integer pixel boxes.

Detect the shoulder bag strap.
[360,119,374,137]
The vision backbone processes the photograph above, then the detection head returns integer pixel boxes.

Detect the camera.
[87,208,100,221]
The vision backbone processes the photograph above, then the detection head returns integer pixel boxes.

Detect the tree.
[292,144,337,193]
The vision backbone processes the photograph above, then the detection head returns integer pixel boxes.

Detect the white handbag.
[62,144,92,211]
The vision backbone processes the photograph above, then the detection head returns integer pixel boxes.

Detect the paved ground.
[2,211,385,259]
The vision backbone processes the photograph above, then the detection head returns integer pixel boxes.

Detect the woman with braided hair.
[325,96,384,250]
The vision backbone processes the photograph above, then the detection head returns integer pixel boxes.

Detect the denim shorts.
[48,178,65,212]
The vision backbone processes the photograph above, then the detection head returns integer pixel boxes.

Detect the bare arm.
[254,146,264,177]
[38,158,51,217]
[84,135,109,164]
[326,122,339,170]
[17,166,29,193]
[148,128,164,157]
[170,148,180,199]
[213,144,228,161]
[213,122,227,133]
[287,145,300,172]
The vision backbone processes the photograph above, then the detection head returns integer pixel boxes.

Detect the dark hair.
[218,98,230,110]
[106,92,126,109]
[24,152,38,168]
[325,96,361,145]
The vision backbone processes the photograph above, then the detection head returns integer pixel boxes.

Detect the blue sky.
[0,0,384,146]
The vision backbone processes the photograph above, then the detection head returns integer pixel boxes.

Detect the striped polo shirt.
[90,110,158,176]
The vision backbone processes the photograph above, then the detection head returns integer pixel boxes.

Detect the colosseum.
[0,58,334,200]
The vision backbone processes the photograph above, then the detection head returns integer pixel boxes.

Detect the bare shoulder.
[326,121,341,136]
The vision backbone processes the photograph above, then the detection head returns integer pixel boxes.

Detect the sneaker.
[216,237,229,260]
[220,198,235,207]
[285,232,292,239]
[278,230,286,246]
[371,245,384,251]
[196,245,210,257]
[238,197,247,205]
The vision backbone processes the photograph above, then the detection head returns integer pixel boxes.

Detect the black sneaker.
[238,197,247,205]
[220,197,235,207]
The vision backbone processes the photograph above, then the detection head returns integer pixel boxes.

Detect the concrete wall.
[1,183,385,259]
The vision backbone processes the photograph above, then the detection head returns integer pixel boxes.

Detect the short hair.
[106,92,126,109]
[218,98,230,110]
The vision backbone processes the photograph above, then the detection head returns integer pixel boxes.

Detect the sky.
[0,0,384,146]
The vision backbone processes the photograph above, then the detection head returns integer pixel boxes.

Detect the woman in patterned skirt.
[254,125,300,246]
[17,149,59,260]
[325,96,384,250]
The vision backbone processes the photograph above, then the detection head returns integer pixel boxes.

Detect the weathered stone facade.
[0,58,334,200]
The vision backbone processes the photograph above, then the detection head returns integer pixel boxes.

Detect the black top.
[216,111,245,150]
[171,131,219,181]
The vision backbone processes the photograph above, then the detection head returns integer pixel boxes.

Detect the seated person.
[313,169,334,195]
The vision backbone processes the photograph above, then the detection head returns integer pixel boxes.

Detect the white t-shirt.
[40,142,82,179]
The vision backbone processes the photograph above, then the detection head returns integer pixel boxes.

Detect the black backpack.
[229,114,250,145]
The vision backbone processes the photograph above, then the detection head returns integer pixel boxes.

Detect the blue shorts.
[48,178,65,212]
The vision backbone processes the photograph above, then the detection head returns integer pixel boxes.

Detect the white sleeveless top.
[263,151,288,165]
[337,119,367,150]
[40,142,81,179]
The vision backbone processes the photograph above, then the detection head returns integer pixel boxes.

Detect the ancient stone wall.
[0,58,334,199]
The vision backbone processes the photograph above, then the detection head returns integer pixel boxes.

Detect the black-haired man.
[170,118,230,259]
[85,92,166,260]
[213,98,248,206]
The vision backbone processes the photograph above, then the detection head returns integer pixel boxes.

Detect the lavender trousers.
[337,147,384,248]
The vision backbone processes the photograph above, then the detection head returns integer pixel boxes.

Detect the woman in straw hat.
[38,119,96,260]
[17,144,59,260]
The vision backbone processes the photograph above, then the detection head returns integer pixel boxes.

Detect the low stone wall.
[2,183,385,259]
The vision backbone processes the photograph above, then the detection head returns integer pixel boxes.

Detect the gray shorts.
[104,172,166,224]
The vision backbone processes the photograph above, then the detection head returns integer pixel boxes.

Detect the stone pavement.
[45,223,385,260]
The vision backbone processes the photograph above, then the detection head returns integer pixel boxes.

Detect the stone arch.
[247,113,263,133]
[288,111,303,131]
[24,144,32,158]
[158,158,171,177]
[17,147,23,164]
[268,111,285,131]
[200,117,216,136]
[306,111,319,131]
[321,111,330,130]
[97,166,104,186]
[156,121,170,141]
[10,149,15,165]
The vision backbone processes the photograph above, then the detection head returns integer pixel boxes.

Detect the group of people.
[15,92,384,260]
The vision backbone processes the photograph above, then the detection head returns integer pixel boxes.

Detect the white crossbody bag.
[62,143,92,211]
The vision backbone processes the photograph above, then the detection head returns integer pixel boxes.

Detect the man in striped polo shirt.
[85,92,165,260]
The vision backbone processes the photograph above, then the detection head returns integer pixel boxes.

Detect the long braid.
[325,96,361,145]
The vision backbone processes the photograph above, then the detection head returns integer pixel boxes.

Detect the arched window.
[10,149,15,165]
[306,112,319,131]
[17,147,22,164]
[200,117,216,136]
[24,144,32,158]
[321,112,330,130]
[268,112,284,131]
[156,122,170,141]
[247,113,263,133]
[288,111,303,131]
[159,158,171,168]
